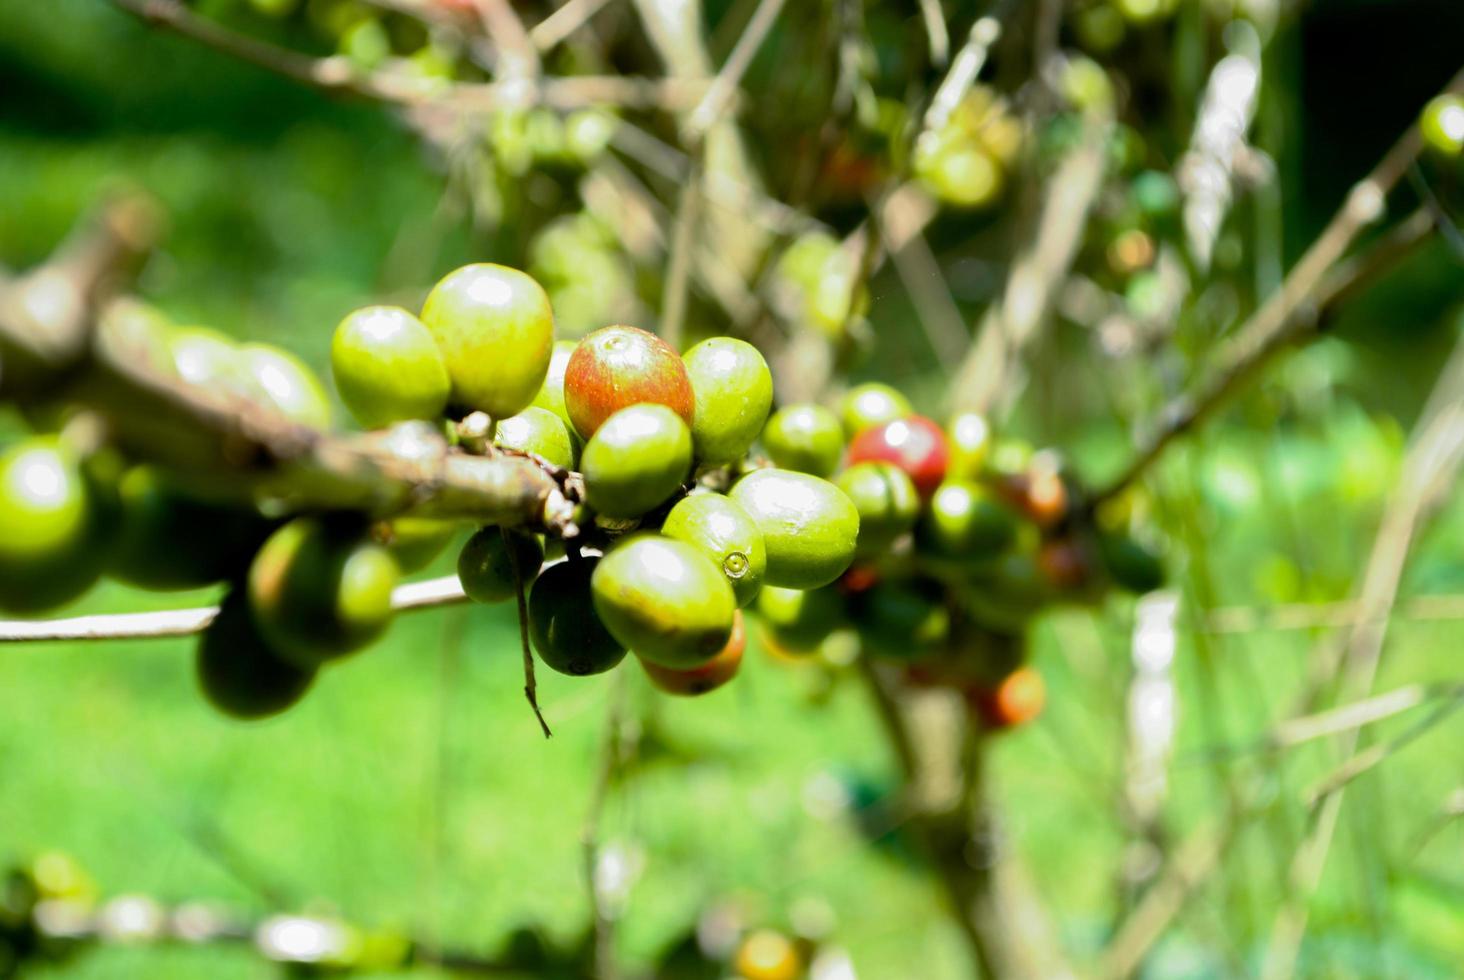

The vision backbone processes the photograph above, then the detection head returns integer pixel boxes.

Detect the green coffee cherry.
[761,404,844,477]
[729,469,859,589]
[495,406,577,471]
[838,383,912,437]
[919,481,1016,559]
[378,517,459,574]
[530,339,578,429]
[197,591,315,720]
[581,404,692,519]
[946,412,992,480]
[239,343,333,429]
[457,527,544,603]
[682,337,774,465]
[834,462,919,554]
[169,325,244,390]
[0,438,110,614]
[755,584,844,654]
[110,467,274,591]
[420,263,555,419]
[1098,533,1165,594]
[855,581,950,659]
[591,535,736,669]
[331,306,451,428]
[660,492,767,608]
[1422,94,1464,157]
[248,517,401,667]
[528,557,627,676]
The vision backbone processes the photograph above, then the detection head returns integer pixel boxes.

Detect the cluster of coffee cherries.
[913,86,1024,211]
[751,383,1164,730]
[336,263,867,706]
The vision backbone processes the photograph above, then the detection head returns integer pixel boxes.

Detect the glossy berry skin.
[971,665,1045,730]
[1098,533,1165,594]
[247,517,401,668]
[946,412,992,480]
[376,517,459,574]
[1421,94,1464,157]
[109,467,275,591]
[169,325,245,390]
[530,339,578,429]
[239,343,333,429]
[755,584,843,654]
[331,306,451,428]
[847,415,950,499]
[835,461,919,554]
[761,404,844,478]
[580,404,692,519]
[196,590,316,721]
[729,469,860,590]
[591,535,736,669]
[420,263,555,419]
[564,325,694,440]
[457,527,544,603]
[838,382,912,437]
[682,337,773,464]
[495,406,577,471]
[528,558,627,676]
[639,609,745,696]
[855,580,950,659]
[734,929,802,980]
[918,481,1016,560]
[660,492,766,608]
[0,438,110,614]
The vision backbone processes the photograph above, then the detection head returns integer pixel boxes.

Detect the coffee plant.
[0,0,1461,976]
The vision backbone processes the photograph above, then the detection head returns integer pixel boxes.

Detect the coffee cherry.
[591,535,736,669]
[1422,94,1464,157]
[170,325,245,390]
[730,469,859,589]
[330,306,451,428]
[1037,537,1096,591]
[997,465,1069,529]
[855,580,950,659]
[564,325,694,440]
[660,492,767,607]
[420,263,555,419]
[196,590,316,720]
[247,516,401,667]
[946,412,992,480]
[639,609,745,696]
[0,438,110,614]
[834,462,919,553]
[376,517,459,574]
[530,338,578,429]
[682,337,773,464]
[918,481,1016,559]
[239,343,333,429]
[1097,533,1165,593]
[495,406,578,470]
[961,552,1048,632]
[756,584,843,653]
[734,928,802,980]
[109,467,274,590]
[457,527,544,603]
[847,415,950,498]
[971,665,1045,730]
[838,382,912,437]
[581,404,692,519]
[918,144,1003,209]
[761,404,844,478]
[528,557,627,676]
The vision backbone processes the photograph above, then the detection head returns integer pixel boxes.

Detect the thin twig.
[507,528,552,739]
[0,575,471,643]
[1095,68,1464,503]
[659,159,702,349]
[683,0,790,142]
[530,0,616,52]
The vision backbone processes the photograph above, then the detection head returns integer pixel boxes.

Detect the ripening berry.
[682,337,774,465]
[729,469,860,590]
[639,609,745,695]
[331,306,451,428]
[660,492,767,608]
[591,535,736,669]
[846,415,951,498]
[837,382,912,438]
[528,557,627,676]
[0,438,111,614]
[761,404,844,477]
[564,324,694,440]
[580,404,692,519]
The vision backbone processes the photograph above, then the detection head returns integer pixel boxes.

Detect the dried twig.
[1096,68,1464,503]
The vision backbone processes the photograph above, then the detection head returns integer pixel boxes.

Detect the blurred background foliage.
[2,0,1464,977]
